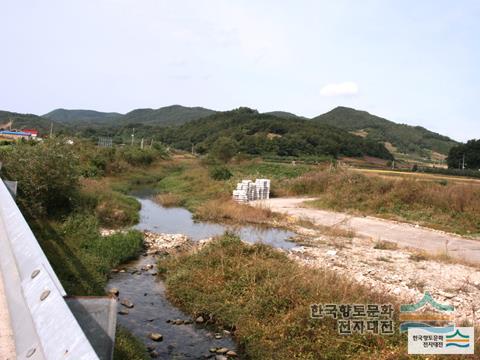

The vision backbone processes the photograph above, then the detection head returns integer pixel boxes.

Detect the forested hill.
[0,111,62,134]
[120,105,216,126]
[42,105,216,127]
[312,106,458,156]
[263,111,306,119]
[157,108,393,159]
[43,109,121,124]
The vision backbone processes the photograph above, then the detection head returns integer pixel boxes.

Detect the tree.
[210,137,238,163]
[0,138,80,218]
[447,140,480,170]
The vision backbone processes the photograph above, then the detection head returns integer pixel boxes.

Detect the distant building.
[22,129,39,138]
[0,130,32,141]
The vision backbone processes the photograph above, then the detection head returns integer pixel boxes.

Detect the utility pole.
[50,122,53,137]
[392,159,395,169]
[131,128,135,146]
[191,143,194,155]
[462,153,466,170]
[150,139,154,149]
[140,138,144,149]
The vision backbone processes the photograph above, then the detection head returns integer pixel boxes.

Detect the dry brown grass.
[407,249,480,269]
[154,192,183,207]
[374,240,399,251]
[158,234,406,359]
[282,167,480,235]
[195,198,277,225]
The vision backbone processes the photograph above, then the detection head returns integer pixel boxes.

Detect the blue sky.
[0,0,478,141]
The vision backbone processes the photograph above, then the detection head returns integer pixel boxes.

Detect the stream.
[107,193,295,359]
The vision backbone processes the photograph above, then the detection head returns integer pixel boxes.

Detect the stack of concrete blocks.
[232,179,270,203]
[255,179,270,200]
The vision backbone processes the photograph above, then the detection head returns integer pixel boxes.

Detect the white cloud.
[320,82,359,96]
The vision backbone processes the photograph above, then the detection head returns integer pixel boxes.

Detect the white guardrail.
[0,178,100,360]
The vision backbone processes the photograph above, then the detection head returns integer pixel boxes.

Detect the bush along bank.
[0,139,151,359]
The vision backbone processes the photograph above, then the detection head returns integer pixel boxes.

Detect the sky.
[0,0,479,141]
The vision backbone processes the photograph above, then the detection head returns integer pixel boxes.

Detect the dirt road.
[254,197,480,264]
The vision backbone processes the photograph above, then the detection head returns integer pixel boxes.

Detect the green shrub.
[0,138,80,218]
[209,166,233,180]
[119,147,157,166]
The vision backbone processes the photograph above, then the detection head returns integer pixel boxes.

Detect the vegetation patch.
[374,241,399,251]
[154,192,184,207]
[284,167,480,235]
[112,327,149,360]
[158,234,406,359]
[195,198,277,225]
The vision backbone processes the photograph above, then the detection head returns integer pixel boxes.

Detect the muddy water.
[108,193,296,358]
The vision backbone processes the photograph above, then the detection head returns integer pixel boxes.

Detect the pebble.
[108,287,119,296]
[215,356,227,360]
[326,250,337,256]
[149,333,163,342]
[120,299,134,308]
[118,309,129,315]
[196,316,205,324]
[226,350,237,357]
[214,333,222,339]
[216,347,228,354]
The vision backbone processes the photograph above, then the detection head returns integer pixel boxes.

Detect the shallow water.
[134,196,296,249]
[108,192,295,358]
[109,256,236,359]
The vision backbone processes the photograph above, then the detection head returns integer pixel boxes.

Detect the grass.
[32,214,146,359]
[283,167,480,236]
[195,198,279,225]
[374,241,399,251]
[154,192,184,207]
[148,157,315,218]
[37,213,144,295]
[80,178,141,228]
[114,327,149,360]
[158,234,409,359]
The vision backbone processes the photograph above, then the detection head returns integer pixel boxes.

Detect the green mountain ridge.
[0,111,62,134]
[43,109,121,124]
[263,111,306,120]
[1,105,460,161]
[121,105,216,126]
[312,106,458,156]
[155,108,393,160]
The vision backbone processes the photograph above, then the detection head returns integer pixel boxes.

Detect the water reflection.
[134,196,296,250]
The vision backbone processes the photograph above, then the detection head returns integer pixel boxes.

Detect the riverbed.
[107,194,295,358]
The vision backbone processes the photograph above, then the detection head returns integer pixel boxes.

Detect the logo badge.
[408,327,474,354]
